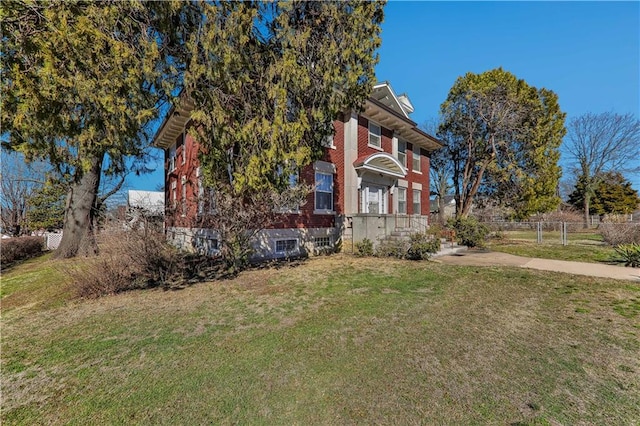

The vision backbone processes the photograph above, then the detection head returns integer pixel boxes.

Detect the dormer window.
[368,122,381,148]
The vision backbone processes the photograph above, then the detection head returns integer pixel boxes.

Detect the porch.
[339,213,429,246]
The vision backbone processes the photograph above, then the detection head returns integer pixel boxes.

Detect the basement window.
[275,239,297,254]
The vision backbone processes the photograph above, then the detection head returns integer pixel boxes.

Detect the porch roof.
[353,152,407,179]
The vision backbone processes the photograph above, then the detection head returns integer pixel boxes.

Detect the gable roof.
[371,82,413,118]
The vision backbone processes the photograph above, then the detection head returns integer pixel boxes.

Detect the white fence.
[45,233,63,250]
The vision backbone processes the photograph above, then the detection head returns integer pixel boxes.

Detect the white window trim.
[181,133,186,165]
[397,140,407,168]
[277,170,302,214]
[314,164,335,214]
[274,238,298,254]
[412,148,422,173]
[397,187,407,214]
[321,124,337,150]
[368,121,382,150]
[413,189,422,216]
[181,175,187,217]
[169,144,177,172]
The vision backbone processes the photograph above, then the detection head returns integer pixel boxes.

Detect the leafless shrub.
[599,223,640,246]
[1,236,44,267]
[530,208,583,224]
[67,228,218,298]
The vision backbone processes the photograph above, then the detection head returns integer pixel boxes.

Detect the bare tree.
[0,152,48,236]
[564,112,640,227]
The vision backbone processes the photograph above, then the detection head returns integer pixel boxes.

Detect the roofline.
[367,98,443,149]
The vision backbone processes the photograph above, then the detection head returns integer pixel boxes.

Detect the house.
[430,195,456,220]
[152,82,442,259]
[126,190,164,228]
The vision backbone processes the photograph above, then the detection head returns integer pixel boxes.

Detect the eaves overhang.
[363,98,443,152]
[152,97,195,150]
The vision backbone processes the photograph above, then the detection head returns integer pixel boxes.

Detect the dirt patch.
[437,251,529,267]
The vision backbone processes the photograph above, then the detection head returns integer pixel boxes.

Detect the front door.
[362,184,386,214]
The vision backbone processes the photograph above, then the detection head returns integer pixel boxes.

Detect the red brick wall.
[164,111,432,229]
[165,129,201,228]
[357,116,392,156]
[274,163,335,229]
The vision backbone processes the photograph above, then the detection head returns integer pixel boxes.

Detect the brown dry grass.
[2,254,639,424]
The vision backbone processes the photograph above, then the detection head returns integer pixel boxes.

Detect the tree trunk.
[583,192,590,229]
[438,196,446,224]
[55,153,103,258]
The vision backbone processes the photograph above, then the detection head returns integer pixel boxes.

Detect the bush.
[354,238,374,257]
[448,217,489,248]
[614,243,640,267]
[1,236,44,267]
[375,239,407,258]
[68,229,216,298]
[599,223,640,246]
[406,233,440,260]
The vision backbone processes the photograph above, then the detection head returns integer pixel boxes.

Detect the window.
[181,175,187,216]
[195,236,219,257]
[397,187,407,214]
[413,189,421,215]
[321,124,336,149]
[315,172,333,212]
[368,122,381,148]
[275,165,300,213]
[412,148,421,172]
[168,144,177,172]
[197,167,204,215]
[171,180,177,208]
[181,133,186,165]
[397,140,407,167]
[275,239,297,254]
[314,236,331,248]
[195,167,216,215]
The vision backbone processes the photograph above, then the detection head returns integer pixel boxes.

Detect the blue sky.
[130,1,640,196]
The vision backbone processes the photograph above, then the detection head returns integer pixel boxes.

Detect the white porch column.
[343,110,359,214]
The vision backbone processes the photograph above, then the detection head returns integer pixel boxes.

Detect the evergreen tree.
[1,1,198,257]
[26,180,66,231]
[187,1,384,194]
[439,68,565,219]
[569,172,640,216]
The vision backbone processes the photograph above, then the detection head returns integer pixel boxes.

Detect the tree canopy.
[438,68,565,219]
[564,112,640,226]
[187,1,384,194]
[1,0,384,259]
[2,1,198,257]
[569,171,640,217]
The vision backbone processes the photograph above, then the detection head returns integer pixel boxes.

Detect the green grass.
[2,255,639,424]
[486,230,618,264]
[488,240,618,264]
[0,253,74,309]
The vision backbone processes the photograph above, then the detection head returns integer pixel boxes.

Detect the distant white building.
[126,191,165,229]
[127,190,164,216]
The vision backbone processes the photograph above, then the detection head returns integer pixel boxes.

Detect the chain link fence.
[481,221,633,247]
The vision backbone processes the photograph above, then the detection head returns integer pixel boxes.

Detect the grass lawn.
[487,240,618,264]
[2,254,639,424]
[487,229,619,264]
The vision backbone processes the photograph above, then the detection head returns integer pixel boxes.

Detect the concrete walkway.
[437,251,640,282]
